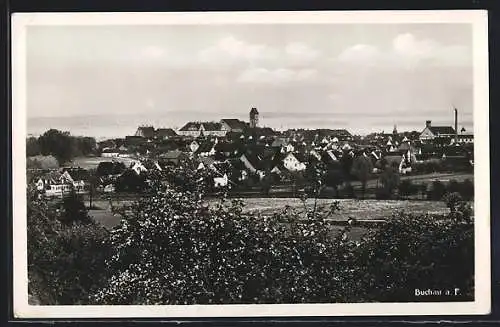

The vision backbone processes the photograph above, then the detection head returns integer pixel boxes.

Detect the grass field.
[89,197,451,232]
[353,172,474,189]
[69,156,137,170]
[240,198,450,220]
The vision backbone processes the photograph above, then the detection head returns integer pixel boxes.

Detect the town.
[25,105,476,305]
[28,106,474,203]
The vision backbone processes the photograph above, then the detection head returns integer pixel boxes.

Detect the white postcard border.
[12,10,491,318]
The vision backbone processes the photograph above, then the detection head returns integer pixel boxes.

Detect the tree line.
[27,129,97,164]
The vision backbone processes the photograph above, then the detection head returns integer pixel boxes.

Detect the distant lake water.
[27,112,473,140]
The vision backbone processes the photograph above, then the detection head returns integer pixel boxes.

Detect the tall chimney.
[454,108,458,144]
[426,120,431,128]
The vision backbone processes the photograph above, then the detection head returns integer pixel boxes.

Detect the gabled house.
[419,120,456,142]
[155,128,177,140]
[158,150,187,166]
[35,170,86,197]
[220,119,248,133]
[195,141,216,157]
[62,168,89,191]
[142,159,163,172]
[131,161,148,175]
[283,153,306,172]
[227,158,249,182]
[134,126,156,139]
[157,139,180,153]
[214,173,229,188]
[309,149,322,162]
[240,153,259,173]
[178,121,227,137]
[189,140,200,153]
[271,137,288,148]
[197,157,217,171]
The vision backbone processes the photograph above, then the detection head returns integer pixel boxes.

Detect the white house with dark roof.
[35,170,87,197]
[283,153,306,172]
[419,120,456,141]
[178,122,227,137]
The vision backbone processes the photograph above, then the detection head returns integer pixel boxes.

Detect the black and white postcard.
[11,10,490,318]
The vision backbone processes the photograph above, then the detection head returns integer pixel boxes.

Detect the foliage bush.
[26,155,59,170]
[339,182,355,199]
[114,170,147,193]
[398,180,418,199]
[349,208,474,302]
[351,156,373,199]
[34,129,97,164]
[375,187,391,200]
[413,159,444,174]
[88,174,474,304]
[27,188,111,304]
[27,165,474,305]
[426,180,447,201]
[378,166,400,199]
[459,179,474,201]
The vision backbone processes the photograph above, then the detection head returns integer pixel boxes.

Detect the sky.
[26,23,474,138]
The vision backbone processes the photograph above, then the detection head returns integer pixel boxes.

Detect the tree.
[460,179,474,201]
[260,169,272,196]
[76,136,97,156]
[27,187,111,304]
[88,174,100,209]
[115,170,146,193]
[349,201,473,302]
[351,156,373,199]
[447,179,460,194]
[57,191,93,225]
[38,129,74,164]
[340,152,354,180]
[427,180,447,201]
[96,162,114,177]
[398,180,417,199]
[26,137,41,157]
[324,169,344,197]
[378,166,400,199]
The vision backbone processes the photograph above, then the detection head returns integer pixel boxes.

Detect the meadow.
[69,156,137,170]
[89,197,451,234]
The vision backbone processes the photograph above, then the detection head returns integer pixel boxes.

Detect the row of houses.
[33,168,88,197]
[31,136,473,197]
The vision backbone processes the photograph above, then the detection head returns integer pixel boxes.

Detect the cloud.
[337,44,381,64]
[140,45,167,59]
[284,42,321,65]
[336,33,471,68]
[392,33,437,59]
[198,36,322,68]
[198,36,278,65]
[237,67,318,84]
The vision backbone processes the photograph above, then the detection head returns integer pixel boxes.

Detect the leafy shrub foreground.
[86,180,474,304]
[27,165,474,304]
[27,189,112,304]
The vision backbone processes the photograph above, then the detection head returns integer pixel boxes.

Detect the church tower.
[249,107,259,128]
